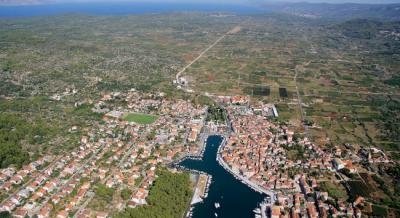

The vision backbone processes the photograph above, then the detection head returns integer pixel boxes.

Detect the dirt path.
[175,25,242,83]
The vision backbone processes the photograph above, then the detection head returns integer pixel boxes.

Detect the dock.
[190,174,211,205]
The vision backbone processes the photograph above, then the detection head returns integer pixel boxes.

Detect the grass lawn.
[319,181,348,200]
[123,113,158,124]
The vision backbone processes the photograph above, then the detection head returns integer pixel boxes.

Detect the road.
[175,26,241,84]
[0,156,62,205]
[293,62,310,122]
[30,147,103,216]
[73,191,95,218]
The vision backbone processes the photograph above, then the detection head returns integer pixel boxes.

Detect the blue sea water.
[0,2,264,17]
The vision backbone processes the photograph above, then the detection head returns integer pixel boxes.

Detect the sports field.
[123,113,158,124]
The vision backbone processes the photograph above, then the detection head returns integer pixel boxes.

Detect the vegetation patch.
[89,183,115,210]
[115,169,192,218]
[372,204,388,217]
[0,113,51,168]
[206,105,226,123]
[385,75,400,87]
[348,180,372,200]
[319,181,348,200]
[123,113,158,125]
[243,86,270,96]
[279,87,288,98]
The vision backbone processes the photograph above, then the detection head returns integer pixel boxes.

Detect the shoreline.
[215,135,276,199]
[178,133,275,198]
[176,134,275,218]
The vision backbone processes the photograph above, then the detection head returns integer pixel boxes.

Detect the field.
[123,113,158,124]
[319,181,348,200]
[0,11,399,181]
[181,14,400,154]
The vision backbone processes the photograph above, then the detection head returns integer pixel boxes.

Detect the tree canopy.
[115,169,192,218]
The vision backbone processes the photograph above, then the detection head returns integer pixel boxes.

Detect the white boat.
[214,202,220,208]
[253,208,261,214]
[214,213,218,217]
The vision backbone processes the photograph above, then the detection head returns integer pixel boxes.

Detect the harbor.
[190,174,212,205]
[178,135,266,218]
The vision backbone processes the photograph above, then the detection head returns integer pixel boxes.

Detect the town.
[1,91,397,218]
[0,90,208,218]
[216,96,394,218]
[1,89,398,218]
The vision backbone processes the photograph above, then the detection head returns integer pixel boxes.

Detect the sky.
[51,0,400,4]
[1,0,400,5]
[60,0,400,3]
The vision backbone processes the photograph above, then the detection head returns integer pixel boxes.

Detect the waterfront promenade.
[216,136,276,200]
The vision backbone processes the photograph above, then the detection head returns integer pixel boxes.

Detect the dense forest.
[115,169,192,218]
[0,113,50,168]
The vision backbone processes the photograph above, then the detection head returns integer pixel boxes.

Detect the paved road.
[0,156,62,205]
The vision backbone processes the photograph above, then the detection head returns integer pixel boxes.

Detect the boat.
[214,213,218,217]
[253,208,261,214]
[214,202,220,208]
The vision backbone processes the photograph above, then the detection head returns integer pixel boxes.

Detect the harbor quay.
[216,136,276,199]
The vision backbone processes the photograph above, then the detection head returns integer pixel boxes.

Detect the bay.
[179,135,265,218]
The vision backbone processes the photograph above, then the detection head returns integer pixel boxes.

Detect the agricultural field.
[1,12,399,169]
[0,8,399,215]
[182,14,400,155]
[0,13,241,166]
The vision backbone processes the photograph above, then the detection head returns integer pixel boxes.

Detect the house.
[56,210,69,218]
[0,200,16,212]
[271,205,281,218]
[2,181,13,191]
[37,204,53,218]
[96,212,108,218]
[10,174,23,185]
[14,208,28,218]
[17,189,30,199]
[307,202,318,218]
[131,188,148,205]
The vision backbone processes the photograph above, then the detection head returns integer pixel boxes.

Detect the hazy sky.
[2,0,400,5]
[55,0,400,4]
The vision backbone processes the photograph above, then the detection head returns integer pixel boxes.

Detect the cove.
[179,135,265,218]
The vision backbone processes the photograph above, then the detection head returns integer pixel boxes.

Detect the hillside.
[262,2,400,21]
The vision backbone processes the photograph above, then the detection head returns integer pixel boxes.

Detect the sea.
[179,135,265,218]
[0,2,264,18]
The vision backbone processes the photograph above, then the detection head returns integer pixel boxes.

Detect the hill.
[262,2,400,21]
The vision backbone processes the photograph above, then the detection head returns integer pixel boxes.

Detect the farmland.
[0,7,399,217]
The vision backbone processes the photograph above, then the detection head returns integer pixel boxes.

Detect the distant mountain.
[262,2,400,21]
[332,18,400,41]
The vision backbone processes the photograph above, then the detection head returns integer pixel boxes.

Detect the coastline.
[215,135,276,199]
[177,134,269,218]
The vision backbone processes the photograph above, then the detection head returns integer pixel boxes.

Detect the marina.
[178,135,266,218]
